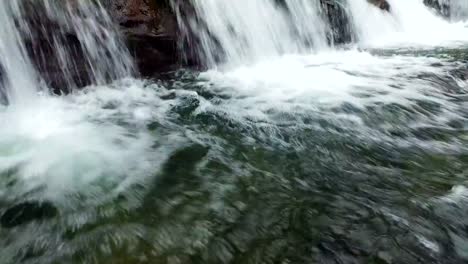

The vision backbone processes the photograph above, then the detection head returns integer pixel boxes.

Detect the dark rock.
[1,201,58,228]
[18,0,181,94]
[25,33,91,94]
[424,0,450,17]
[0,64,6,105]
[320,0,391,45]
[127,34,179,77]
[17,2,95,94]
[107,0,176,37]
[321,0,354,45]
[103,0,184,76]
[368,0,391,11]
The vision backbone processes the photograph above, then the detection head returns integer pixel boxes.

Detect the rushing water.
[1,0,468,263]
[176,0,329,67]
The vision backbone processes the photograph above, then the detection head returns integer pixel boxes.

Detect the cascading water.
[0,0,166,225]
[0,1,39,104]
[0,0,134,103]
[2,0,468,263]
[178,0,468,66]
[347,0,468,46]
[171,0,468,128]
[176,0,329,67]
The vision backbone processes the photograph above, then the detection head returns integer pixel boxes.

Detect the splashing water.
[0,1,158,208]
[0,81,169,204]
[2,0,468,262]
[348,0,468,47]
[180,0,468,113]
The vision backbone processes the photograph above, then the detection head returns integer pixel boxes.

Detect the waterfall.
[0,0,157,213]
[175,0,329,67]
[0,1,39,104]
[347,0,459,46]
[177,0,468,66]
[0,0,134,104]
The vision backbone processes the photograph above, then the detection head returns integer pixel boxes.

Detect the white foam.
[440,185,468,204]
[199,50,457,119]
[417,235,441,253]
[0,80,179,206]
[349,0,468,48]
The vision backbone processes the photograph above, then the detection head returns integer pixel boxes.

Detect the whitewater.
[1,0,468,263]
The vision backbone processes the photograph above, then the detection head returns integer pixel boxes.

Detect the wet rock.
[126,34,179,76]
[107,0,175,37]
[0,65,6,105]
[368,0,391,11]
[1,201,58,228]
[320,0,391,45]
[424,0,451,17]
[17,0,181,94]
[321,0,354,44]
[105,0,181,76]
[25,34,91,94]
[17,2,95,94]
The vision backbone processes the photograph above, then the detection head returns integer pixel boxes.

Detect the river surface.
[1,1,468,263]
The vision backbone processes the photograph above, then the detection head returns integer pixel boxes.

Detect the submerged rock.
[1,201,58,228]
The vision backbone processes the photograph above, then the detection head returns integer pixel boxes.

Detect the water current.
[1,0,468,263]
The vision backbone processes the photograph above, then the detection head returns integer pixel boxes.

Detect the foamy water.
[0,0,146,208]
[196,49,465,125]
[349,0,468,47]
[0,80,183,208]
[1,0,468,207]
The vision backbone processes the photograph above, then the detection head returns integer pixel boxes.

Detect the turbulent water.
[1,0,468,263]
